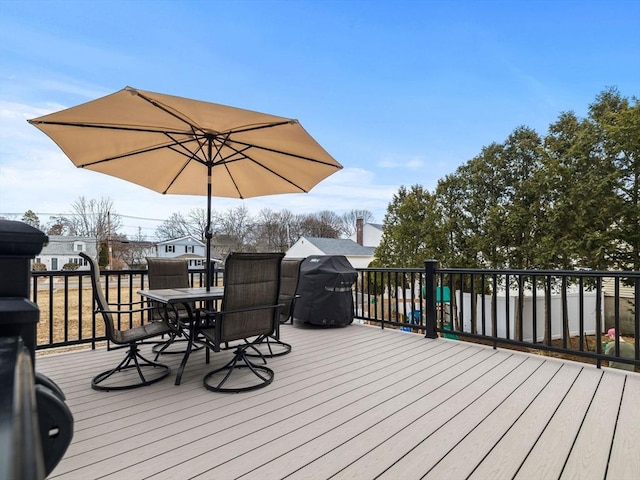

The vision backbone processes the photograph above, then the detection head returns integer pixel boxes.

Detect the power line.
[0,212,168,222]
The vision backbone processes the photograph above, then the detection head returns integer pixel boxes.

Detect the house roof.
[303,237,375,256]
[41,236,97,255]
[368,223,383,231]
[156,235,205,246]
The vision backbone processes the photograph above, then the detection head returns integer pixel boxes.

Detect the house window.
[165,245,175,253]
[185,245,194,253]
[74,242,86,252]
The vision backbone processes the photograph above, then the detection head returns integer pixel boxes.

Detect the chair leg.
[245,334,292,358]
[92,344,170,391]
[152,330,204,359]
[203,345,274,393]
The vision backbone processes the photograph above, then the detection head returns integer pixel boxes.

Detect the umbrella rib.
[227,140,340,167]
[27,120,200,137]
[160,133,212,194]
[215,149,306,194]
[132,89,296,136]
[76,135,206,168]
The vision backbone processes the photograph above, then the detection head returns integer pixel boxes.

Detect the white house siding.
[35,236,97,271]
[350,223,383,248]
[284,238,324,258]
[155,237,206,260]
[602,277,636,298]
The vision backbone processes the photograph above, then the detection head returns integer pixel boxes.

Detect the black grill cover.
[293,255,357,326]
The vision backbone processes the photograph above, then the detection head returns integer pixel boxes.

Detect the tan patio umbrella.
[28,86,342,289]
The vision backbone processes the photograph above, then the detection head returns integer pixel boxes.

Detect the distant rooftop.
[304,237,375,256]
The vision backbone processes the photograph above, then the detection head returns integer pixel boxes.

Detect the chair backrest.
[218,252,284,344]
[279,258,303,320]
[146,257,190,289]
[79,252,117,340]
[146,257,191,320]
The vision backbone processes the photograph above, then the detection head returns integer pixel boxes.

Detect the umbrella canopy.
[28,86,342,288]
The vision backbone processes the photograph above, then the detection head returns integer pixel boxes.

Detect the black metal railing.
[31,267,224,351]
[354,261,639,370]
[0,336,46,480]
[32,262,638,371]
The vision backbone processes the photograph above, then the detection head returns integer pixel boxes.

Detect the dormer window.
[74,242,86,252]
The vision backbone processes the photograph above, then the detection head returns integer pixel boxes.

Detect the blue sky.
[1,0,639,237]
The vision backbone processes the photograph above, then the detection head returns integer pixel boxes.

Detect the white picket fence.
[455,290,602,342]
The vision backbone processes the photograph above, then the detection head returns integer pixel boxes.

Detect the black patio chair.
[80,252,173,391]
[146,257,203,356]
[198,252,284,393]
[244,257,302,358]
[279,258,303,325]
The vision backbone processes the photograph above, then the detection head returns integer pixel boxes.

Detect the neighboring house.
[285,236,375,268]
[153,236,208,269]
[349,218,384,248]
[35,235,98,271]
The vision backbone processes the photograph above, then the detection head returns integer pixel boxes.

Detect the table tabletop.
[138,286,224,304]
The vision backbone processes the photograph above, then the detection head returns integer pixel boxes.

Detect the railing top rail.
[354,266,639,277]
[355,267,423,273]
[434,267,640,277]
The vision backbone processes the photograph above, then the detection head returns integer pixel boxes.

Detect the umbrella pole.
[205,141,213,292]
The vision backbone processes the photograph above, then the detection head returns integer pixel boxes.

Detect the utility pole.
[107,210,113,269]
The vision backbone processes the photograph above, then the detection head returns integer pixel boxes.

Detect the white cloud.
[378,155,425,169]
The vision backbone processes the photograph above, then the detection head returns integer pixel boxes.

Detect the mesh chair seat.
[198,253,284,393]
[80,252,172,391]
[245,257,302,358]
[146,257,204,356]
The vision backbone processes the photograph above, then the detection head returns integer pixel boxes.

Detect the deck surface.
[36,323,640,480]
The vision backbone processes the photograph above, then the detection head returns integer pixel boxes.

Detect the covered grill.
[293,255,357,326]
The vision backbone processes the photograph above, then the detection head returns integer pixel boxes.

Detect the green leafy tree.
[21,210,41,229]
[373,185,443,268]
[588,88,640,271]
[98,242,109,269]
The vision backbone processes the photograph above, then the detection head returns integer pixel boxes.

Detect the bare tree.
[113,230,153,269]
[299,211,341,238]
[156,208,209,241]
[187,208,208,240]
[215,205,255,251]
[155,212,191,241]
[340,209,375,237]
[254,208,295,251]
[60,196,121,241]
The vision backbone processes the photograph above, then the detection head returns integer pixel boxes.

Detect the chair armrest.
[211,303,285,317]
[106,300,153,310]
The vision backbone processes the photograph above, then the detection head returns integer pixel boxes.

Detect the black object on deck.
[293,255,357,326]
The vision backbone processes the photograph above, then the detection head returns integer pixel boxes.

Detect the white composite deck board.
[34,323,639,480]
[292,352,525,480]
[514,367,605,479]
[559,372,624,480]
[51,328,428,478]
[607,376,640,480]
[127,340,480,479]
[370,355,544,480]
[220,348,506,480]
[467,362,584,479]
[421,359,566,479]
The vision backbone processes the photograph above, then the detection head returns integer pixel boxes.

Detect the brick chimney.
[356,217,364,246]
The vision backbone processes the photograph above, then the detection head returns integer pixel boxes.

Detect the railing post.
[0,220,48,366]
[424,259,438,339]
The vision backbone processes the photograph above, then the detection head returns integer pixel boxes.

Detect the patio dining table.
[138,286,224,385]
